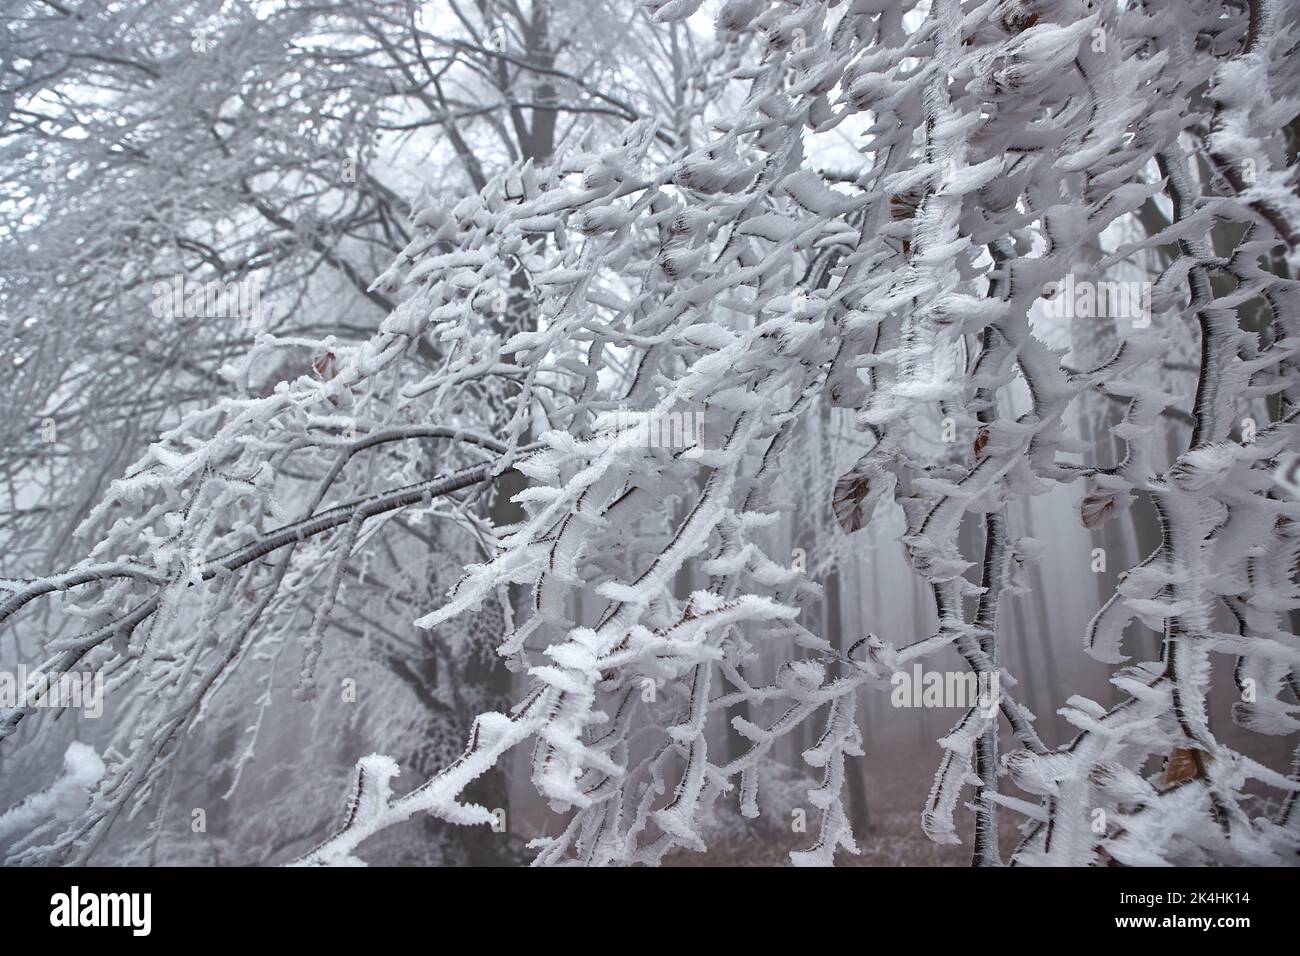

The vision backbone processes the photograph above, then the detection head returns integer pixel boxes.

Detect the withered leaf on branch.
[889,190,923,221]
[313,351,338,381]
[1163,747,1211,786]
[1079,487,1131,530]
[833,461,874,534]
[833,449,901,534]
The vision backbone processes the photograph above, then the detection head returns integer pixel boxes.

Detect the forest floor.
[664,749,1021,866]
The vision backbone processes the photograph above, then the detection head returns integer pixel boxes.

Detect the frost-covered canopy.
[3,0,1300,867]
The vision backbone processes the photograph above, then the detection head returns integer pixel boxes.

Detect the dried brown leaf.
[313,351,338,380]
[1080,488,1130,530]
[1163,747,1211,785]
[833,467,872,533]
